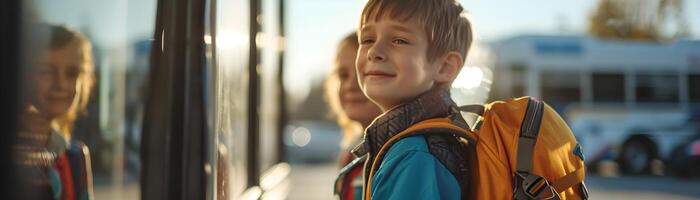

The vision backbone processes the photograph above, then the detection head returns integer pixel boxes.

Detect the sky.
[283,0,700,101]
[35,0,157,48]
[31,0,700,102]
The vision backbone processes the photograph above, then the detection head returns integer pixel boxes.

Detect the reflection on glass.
[216,0,250,198]
[20,1,157,199]
[17,24,95,200]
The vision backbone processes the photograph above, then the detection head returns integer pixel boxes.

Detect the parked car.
[669,135,700,178]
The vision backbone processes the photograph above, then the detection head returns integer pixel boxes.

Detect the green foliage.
[588,0,690,42]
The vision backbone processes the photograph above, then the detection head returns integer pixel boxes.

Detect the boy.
[348,0,474,199]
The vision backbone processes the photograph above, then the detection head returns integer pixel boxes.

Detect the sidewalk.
[287,163,338,200]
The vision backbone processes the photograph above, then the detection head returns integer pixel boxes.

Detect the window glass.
[215,0,250,198]
[259,0,283,173]
[689,74,700,102]
[635,73,679,102]
[17,0,156,199]
[592,73,625,102]
[541,71,581,104]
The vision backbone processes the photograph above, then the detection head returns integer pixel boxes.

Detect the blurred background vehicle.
[283,121,341,164]
[669,135,700,178]
[490,34,700,174]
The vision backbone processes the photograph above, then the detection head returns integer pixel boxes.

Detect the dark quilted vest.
[352,88,474,200]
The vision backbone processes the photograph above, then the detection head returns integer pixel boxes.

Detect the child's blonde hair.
[324,32,365,149]
[360,0,473,63]
[48,25,95,139]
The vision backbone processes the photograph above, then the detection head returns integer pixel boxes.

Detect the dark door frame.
[0,1,21,198]
[140,0,208,199]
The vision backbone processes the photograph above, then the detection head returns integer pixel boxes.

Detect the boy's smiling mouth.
[364,70,396,80]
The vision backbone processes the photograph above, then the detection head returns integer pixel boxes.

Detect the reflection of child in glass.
[17,24,95,200]
[327,32,383,200]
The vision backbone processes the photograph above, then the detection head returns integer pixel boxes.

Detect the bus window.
[215,0,287,198]
[592,73,625,102]
[635,74,679,103]
[690,74,700,102]
[540,71,581,105]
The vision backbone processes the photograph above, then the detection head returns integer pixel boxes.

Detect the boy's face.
[357,17,439,111]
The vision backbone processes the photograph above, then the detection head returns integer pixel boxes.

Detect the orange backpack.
[364,97,588,200]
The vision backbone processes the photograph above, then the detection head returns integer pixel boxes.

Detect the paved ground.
[288,162,700,200]
[586,175,700,200]
[288,163,339,200]
[89,162,700,199]
[94,182,140,200]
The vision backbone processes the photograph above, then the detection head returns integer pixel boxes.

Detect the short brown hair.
[360,0,473,63]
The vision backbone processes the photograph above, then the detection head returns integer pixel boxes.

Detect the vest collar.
[351,88,460,157]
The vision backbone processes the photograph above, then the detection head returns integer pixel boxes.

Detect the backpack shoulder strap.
[364,118,470,200]
[513,98,588,200]
[334,155,366,198]
[513,98,557,200]
[515,97,545,173]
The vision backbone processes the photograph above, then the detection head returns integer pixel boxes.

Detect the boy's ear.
[434,51,463,84]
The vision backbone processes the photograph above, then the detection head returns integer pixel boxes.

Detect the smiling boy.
[348,0,474,199]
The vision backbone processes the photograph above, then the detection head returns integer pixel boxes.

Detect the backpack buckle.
[514,171,560,200]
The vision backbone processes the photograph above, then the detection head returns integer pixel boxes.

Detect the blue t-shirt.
[370,135,461,200]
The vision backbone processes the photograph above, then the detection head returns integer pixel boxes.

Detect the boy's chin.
[369,91,437,111]
[366,95,401,111]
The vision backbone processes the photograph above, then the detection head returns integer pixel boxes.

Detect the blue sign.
[534,41,583,55]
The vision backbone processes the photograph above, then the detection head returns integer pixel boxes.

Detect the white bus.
[490,34,700,174]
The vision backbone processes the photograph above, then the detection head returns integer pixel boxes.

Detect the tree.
[588,0,690,42]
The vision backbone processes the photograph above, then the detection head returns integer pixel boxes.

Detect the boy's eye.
[392,39,409,45]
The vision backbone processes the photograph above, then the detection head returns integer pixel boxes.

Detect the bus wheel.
[619,138,655,175]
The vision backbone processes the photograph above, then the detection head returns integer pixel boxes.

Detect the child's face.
[29,42,82,119]
[357,17,439,111]
[336,44,382,126]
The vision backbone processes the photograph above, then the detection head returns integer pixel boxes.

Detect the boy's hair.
[360,0,473,63]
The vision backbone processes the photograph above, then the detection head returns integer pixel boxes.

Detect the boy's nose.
[367,45,386,62]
